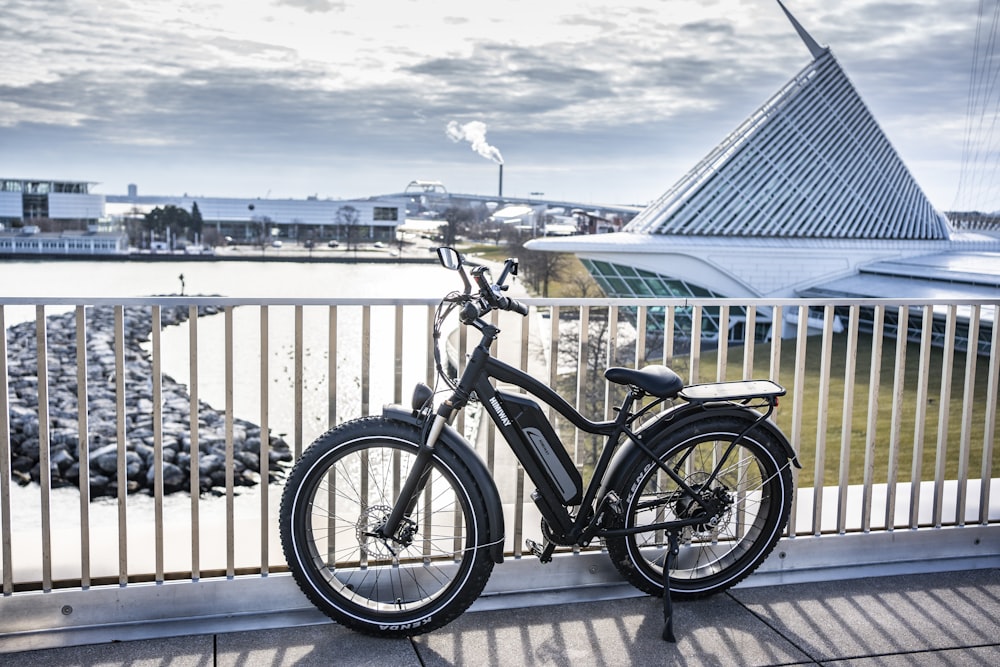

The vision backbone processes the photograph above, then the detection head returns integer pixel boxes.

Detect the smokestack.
[446,120,505,197]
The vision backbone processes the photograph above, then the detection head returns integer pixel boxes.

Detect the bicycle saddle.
[604,365,683,398]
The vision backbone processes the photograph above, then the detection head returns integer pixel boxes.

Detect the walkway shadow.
[413,593,811,667]
[730,568,1000,663]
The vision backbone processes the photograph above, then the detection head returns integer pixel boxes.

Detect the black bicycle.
[280,248,798,641]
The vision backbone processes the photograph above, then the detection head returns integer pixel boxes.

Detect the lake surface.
[0,257,450,299]
[2,258,461,439]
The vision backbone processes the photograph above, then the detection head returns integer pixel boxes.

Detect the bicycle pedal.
[525,538,555,564]
[597,491,623,525]
[605,491,623,516]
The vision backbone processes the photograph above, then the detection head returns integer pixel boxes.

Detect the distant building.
[946,211,1000,232]
[0,178,105,225]
[0,225,128,256]
[106,187,406,245]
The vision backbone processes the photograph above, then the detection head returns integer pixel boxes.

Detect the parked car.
[373,241,386,248]
[271,240,283,248]
[328,240,340,248]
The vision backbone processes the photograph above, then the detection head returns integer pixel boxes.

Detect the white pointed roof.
[625,14,949,241]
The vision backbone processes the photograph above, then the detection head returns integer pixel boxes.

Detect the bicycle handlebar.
[457,257,528,322]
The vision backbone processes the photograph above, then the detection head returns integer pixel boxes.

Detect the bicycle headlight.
[411,382,433,412]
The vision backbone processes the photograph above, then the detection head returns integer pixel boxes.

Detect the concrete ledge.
[2,524,997,652]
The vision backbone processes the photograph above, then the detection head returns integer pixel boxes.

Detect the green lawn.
[692,330,997,488]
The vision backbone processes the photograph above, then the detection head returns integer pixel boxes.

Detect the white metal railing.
[1,296,998,649]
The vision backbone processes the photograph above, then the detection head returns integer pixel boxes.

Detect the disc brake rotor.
[672,472,733,541]
[356,505,398,560]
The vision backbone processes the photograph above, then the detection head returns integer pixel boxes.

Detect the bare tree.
[517,242,568,297]
[566,270,602,299]
[441,206,474,246]
[554,312,626,467]
[336,205,361,254]
[251,215,274,255]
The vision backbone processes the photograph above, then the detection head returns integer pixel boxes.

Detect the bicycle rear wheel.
[606,416,792,598]
[280,417,494,636]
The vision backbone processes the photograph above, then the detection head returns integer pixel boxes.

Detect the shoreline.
[0,251,438,264]
[4,304,293,499]
[1,235,443,264]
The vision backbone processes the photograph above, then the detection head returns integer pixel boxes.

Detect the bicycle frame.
[281,247,798,642]
[381,311,783,555]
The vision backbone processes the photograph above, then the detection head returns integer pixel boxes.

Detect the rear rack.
[678,380,785,403]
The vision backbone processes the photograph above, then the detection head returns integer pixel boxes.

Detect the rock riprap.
[4,303,292,497]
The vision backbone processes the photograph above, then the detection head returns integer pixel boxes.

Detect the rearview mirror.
[437,247,462,270]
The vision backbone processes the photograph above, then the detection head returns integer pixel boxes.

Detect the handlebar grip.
[502,297,529,316]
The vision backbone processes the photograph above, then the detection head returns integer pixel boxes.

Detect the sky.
[1,0,997,211]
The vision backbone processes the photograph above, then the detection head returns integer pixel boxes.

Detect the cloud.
[0,0,988,207]
[275,0,346,12]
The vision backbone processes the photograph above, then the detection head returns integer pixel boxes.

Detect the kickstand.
[662,529,680,642]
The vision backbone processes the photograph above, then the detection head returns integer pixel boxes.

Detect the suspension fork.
[377,335,488,542]
[377,403,454,542]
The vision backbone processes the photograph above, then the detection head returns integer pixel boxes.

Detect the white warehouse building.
[106,188,406,245]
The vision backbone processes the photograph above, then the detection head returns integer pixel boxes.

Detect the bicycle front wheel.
[606,416,792,599]
[280,417,494,636]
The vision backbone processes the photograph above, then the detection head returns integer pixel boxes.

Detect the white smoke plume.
[446,120,504,165]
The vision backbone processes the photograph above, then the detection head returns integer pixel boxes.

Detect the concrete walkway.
[7,568,998,666]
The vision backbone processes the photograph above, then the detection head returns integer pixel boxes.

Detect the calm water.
[0,257,450,299]
[2,258,458,440]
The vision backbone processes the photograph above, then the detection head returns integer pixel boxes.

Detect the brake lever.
[471,266,498,306]
[497,257,518,287]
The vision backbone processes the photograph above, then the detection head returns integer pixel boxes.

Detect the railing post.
[294,306,304,459]
[74,306,91,587]
[225,306,235,577]
[862,305,884,533]
[885,306,909,530]
[190,305,202,579]
[932,305,958,527]
[790,304,809,535]
[836,304,860,534]
[812,305,835,535]
[114,305,128,586]
[0,305,13,595]
[743,305,756,379]
[909,305,934,529]
[35,306,53,591]
[980,304,999,525]
[259,305,270,574]
[329,305,338,429]
[956,305,981,526]
[152,305,164,582]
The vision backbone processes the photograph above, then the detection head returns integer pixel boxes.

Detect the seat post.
[614,390,638,426]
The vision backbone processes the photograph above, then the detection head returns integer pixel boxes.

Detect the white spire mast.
[776,0,827,59]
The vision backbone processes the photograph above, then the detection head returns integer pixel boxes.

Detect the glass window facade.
[581,259,762,344]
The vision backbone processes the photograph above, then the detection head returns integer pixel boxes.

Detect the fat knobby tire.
[605,416,792,599]
[279,417,495,636]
